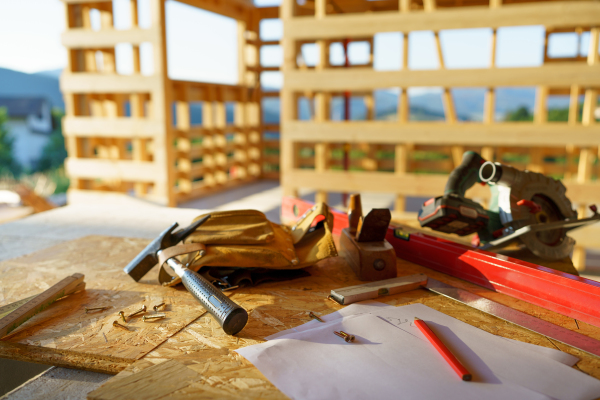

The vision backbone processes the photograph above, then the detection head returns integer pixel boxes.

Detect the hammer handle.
[166,258,248,335]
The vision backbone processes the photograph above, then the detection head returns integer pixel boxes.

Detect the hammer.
[123,215,248,335]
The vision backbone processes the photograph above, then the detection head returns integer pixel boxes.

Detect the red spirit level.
[282,197,600,329]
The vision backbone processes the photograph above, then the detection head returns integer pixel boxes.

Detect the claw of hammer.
[123,215,211,281]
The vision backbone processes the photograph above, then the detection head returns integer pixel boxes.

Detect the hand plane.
[339,194,397,281]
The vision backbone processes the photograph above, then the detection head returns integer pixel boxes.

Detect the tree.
[0,107,21,177]
[35,109,68,172]
[504,106,533,122]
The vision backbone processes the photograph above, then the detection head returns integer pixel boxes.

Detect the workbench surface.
[2,197,600,399]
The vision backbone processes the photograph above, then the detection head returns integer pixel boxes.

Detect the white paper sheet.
[238,303,600,400]
[239,314,550,400]
[266,300,580,366]
[265,300,394,340]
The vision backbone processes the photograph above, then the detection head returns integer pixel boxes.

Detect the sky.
[0,0,595,90]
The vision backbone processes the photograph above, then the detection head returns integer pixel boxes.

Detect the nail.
[153,303,165,312]
[334,331,355,342]
[327,295,340,305]
[309,311,324,323]
[143,314,166,322]
[222,285,239,292]
[127,305,147,318]
[118,311,127,323]
[85,306,111,313]
[113,321,130,331]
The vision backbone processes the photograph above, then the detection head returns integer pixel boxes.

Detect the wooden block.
[330,273,427,305]
[0,274,85,338]
[340,227,397,281]
[88,359,202,400]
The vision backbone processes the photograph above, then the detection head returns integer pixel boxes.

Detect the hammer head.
[124,215,210,281]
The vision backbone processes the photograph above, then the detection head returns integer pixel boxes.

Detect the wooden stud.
[588,28,600,66]
[582,89,598,126]
[483,88,495,124]
[490,28,497,67]
[399,89,409,123]
[534,86,548,124]
[394,143,412,213]
[442,89,457,124]
[399,0,410,13]
[569,85,580,125]
[423,0,436,13]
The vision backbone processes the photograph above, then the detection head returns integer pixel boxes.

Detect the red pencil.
[414,317,472,381]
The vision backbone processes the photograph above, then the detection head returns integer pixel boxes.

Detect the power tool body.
[418,151,599,260]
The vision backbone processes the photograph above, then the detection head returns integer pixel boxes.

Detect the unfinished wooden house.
[61,0,280,206]
[61,0,599,215]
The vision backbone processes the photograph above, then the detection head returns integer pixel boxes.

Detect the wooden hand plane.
[339,194,397,281]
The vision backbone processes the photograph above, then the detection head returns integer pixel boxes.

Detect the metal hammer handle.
[164,257,248,335]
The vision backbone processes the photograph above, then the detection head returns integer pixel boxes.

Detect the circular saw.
[418,151,600,261]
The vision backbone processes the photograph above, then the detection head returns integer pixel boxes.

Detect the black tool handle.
[444,151,486,197]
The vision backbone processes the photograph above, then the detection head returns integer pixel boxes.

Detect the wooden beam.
[285,121,600,147]
[62,117,161,138]
[174,0,251,20]
[60,73,158,93]
[61,28,157,48]
[285,64,600,91]
[65,158,161,182]
[284,2,600,40]
[284,170,600,204]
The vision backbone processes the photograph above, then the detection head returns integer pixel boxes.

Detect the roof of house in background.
[0,97,48,118]
[0,67,64,110]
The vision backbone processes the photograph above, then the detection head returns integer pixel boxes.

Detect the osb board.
[89,250,600,399]
[0,235,207,373]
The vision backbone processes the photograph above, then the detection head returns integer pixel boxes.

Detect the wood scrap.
[0,236,207,369]
[0,273,85,338]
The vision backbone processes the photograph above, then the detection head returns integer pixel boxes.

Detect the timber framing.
[279,0,600,270]
[61,0,279,206]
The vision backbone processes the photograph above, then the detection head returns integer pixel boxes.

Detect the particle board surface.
[88,251,600,399]
[3,234,600,399]
[0,235,207,372]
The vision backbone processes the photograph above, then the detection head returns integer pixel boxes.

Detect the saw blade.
[426,278,600,358]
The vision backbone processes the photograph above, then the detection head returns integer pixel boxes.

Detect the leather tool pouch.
[158,203,337,286]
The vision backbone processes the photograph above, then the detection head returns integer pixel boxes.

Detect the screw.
[153,303,165,312]
[143,313,166,322]
[334,331,355,342]
[113,321,130,331]
[309,311,325,323]
[85,306,111,314]
[127,305,147,319]
[118,311,127,323]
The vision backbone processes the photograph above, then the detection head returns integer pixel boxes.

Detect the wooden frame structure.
[61,1,599,240]
[61,0,280,206]
[280,0,600,208]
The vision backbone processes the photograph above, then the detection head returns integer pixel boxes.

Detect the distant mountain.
[33,68,63,80]
[261,87,571,124]
[0,67,64,110]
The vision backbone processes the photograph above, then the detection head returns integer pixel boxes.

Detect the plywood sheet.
[0,236,207,370]
[88,252,600,399]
